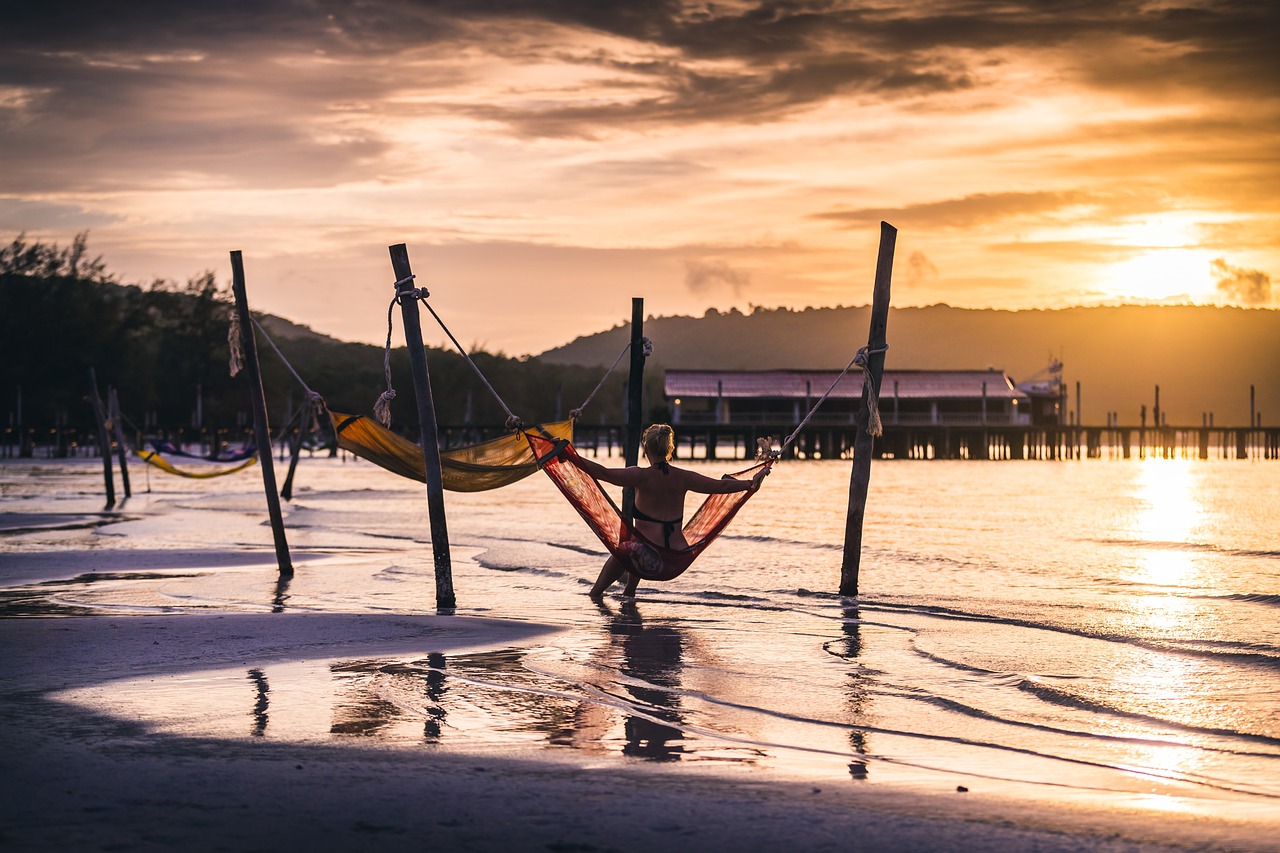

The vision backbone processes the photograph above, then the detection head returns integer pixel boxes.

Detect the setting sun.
[1100,247,1219,303]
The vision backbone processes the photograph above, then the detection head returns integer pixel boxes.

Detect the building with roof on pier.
[665,368,1061,429]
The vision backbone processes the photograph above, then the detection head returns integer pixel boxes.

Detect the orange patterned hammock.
[525,431,772,582]
[328,409,573,493]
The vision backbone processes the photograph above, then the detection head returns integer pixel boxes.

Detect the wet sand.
[3,460,1278,852]
[1,610,1271,853]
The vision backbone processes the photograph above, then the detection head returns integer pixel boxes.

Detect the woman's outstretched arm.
[680,465,770,494]
[573,455,645,487]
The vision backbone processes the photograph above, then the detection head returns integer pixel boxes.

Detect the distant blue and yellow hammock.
[135,448,258,479]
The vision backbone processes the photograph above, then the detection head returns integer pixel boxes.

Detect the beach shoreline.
[4,457,1279,851]
[2,610,1275,853]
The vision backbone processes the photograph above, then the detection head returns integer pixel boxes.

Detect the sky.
[2,0,1277,355]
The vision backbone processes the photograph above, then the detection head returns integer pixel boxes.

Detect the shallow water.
[3,452,1279,819]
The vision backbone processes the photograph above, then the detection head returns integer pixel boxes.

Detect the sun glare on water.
[1132,458,1204,589]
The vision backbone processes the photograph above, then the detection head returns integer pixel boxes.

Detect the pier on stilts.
[474,421,1280,462]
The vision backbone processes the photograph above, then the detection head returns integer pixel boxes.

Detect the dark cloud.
[6,1,1272,142]
[1212,258,1272,305]
[0,198,120,231]
[813,191,1102,230]
[2,1,1276,198]
[684,258,750,297]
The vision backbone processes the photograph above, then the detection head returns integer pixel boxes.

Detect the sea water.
[2,452,1278,818]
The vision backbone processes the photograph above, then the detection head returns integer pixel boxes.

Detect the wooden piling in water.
[388,243,455,610]
[230,251,293,579]
[108,386,131,498]
[841,221,896,597]
[622,297,645,518]
[87,368,116,509]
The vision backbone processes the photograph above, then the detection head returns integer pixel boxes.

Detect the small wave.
[1215,593,1280,606]
[1092,537,1280,560]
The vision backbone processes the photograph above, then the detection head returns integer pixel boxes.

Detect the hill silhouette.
[540,304,1280,427]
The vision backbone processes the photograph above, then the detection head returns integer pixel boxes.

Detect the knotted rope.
[248,316,326,431]
[373,292,403,426]
[228,309,244,377]
[765,343,890,459]
[570,336,652,421]
[377,276,524,430]
[854,343,890,437]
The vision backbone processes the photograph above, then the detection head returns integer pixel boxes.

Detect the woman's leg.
[590,555,627,598]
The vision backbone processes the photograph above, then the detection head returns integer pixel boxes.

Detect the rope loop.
[374,295,400,425]
[505,415,524,432]
[227,309,244,377]
[853,343,889,437]
[776,341,892,452]
[853,343,889,368]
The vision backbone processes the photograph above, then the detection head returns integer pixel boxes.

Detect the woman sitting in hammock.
[575,423,770,599]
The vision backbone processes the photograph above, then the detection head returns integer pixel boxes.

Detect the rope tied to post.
[228,308,244,377]
[374,275,437,425]
[853,343,890,437]
[247,315,327,433]
[570,336,653,421]
[376,275,525,430]
[769,348,867,458]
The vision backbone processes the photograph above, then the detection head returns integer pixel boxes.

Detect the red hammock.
[525,431,772,581]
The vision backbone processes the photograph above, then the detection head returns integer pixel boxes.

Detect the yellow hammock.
[135,449,258,479]
[328,410,573,493]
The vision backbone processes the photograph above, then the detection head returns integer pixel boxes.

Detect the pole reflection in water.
[606,601,687,761]
[271,572,291,613]
[423,652,447,742]
[832,604,871,780]
[247,668,269,737]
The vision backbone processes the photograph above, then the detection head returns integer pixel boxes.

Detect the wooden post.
[841,221,896,597]
[623,298,645,517]
[87,368,116,509]
[280,416,305,502]
[108,386,131,498]
[387,243,455,609]
[230,251,293,579]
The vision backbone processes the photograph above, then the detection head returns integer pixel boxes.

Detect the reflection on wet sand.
[248,668,269,737]
[271,572,291,613]
[833,605,871,780]
[423,652,447,741]
[310,603,700,761]
[606,601,687,761]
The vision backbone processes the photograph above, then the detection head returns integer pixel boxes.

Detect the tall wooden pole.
[108,386,131,499]
[621,298,646,518]
[87,368,116,509]
[280,394,306,502]
[388,243,455,610]
[625,297,645,466]
[230,251,293,579]
[840,222,896,597]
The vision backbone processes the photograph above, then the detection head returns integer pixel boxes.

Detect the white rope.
[771,343,889,456]
[227,309,244,377]
[854,343,890,437]
[248,316,327,431]
[571,336,652,421]
[417,295,523,429]
[374,295,400,426]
